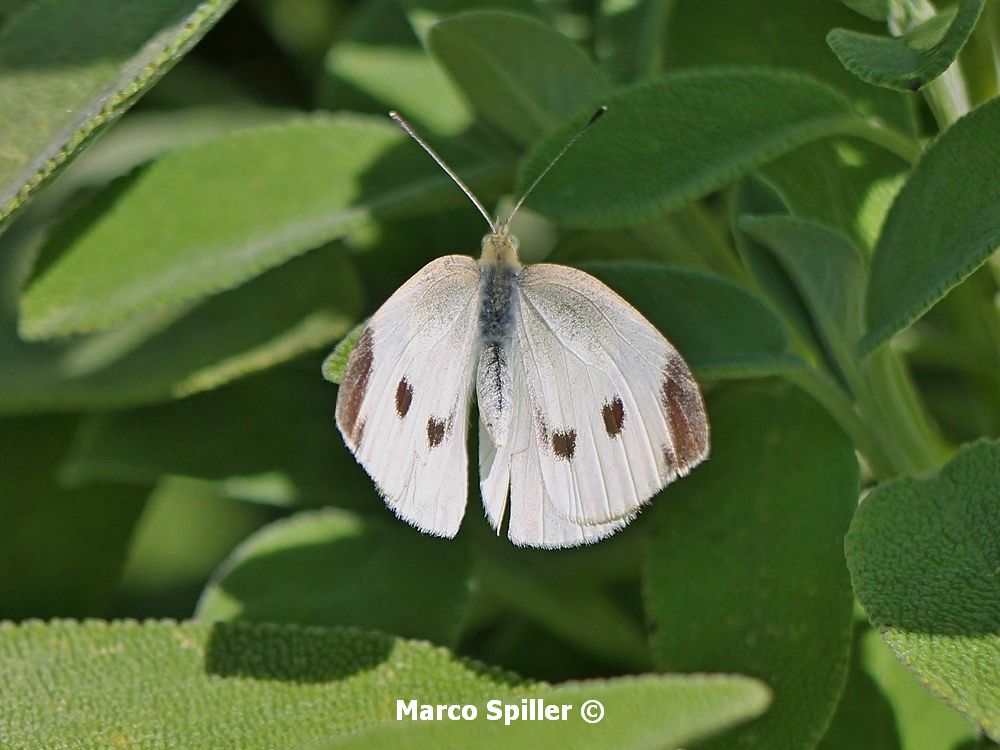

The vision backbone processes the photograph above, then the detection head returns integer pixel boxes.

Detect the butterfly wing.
[480,263,708,547]
[479,369,630,548]
[337,255,480,538]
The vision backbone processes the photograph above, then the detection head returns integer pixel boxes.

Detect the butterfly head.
[480,227,521,269]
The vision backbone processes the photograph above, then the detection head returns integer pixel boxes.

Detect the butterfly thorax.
[479,230,521,269]
[478,231,520,343]
[479,230,520,337]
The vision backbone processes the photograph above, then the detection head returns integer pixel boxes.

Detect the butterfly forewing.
[336,255,480,538]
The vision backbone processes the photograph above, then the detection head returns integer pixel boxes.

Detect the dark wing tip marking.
[335,326,374,443]
[395,377,413,418]
[427,416,447,448]
[661,364,709,468]
[552,429,577,460]
[662,443,677,475]
[602,396,625,437]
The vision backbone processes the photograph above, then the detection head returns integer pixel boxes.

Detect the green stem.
[686,200,749,281]
[855,349,948,475]
[786,367,898,478]
[631,202,747,282]
[822,1,977,477]
[908,0,972,129]
[837,116,923,164]
[923,68,972,127]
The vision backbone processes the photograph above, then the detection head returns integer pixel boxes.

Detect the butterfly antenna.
[389,111,497,233]
[502,105,607,229]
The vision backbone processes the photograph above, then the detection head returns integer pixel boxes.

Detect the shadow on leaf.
[203,620,394,683]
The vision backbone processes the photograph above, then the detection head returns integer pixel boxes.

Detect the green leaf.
[740,215,867,371]
[846,439,1000,740]
[859,621,979,749]
[581,262,804,378]
[18,114,511,340]
[403,0,545,40]
[0,619,525,749]
[323,319,368,385]
[319,0,472,136]
[827,0,984,91]
[662,0,914,132]
[838,0,889,22]
[0,619,768,749]
[320,674,771,750]
[37,106,288,210]
[550,202,745,280]
[0,0,236,229]
[519,69,897,229]
[0,0,32,22]
[474,540,653,672]
[319,0,545,135]
[428,10,609,146]
[757,139,908,251]
[0,415,146,619]
[59,362,374,508]
[729,177,819,349]
[116,476,269,594]
[740,216,948,481]
[661,0,914,247]
[197,508,473,645]
[817,622,901,750]
[2,241,363,413]
[646,381,859,748]
[861,96,1000,354]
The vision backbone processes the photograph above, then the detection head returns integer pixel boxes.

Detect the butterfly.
[334,107,709,548]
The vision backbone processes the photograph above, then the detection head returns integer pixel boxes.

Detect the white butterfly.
[335,108,709,548]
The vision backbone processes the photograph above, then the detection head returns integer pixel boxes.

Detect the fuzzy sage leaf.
[828,0,984,91]
[647,382,858,749]
[197,508,474,646]
[846,439,1000,740]
[0,0,237,229]
[862,96,1000,354]
[518,68,913,229]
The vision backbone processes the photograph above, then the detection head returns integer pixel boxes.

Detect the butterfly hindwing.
[336,255,480,538]
[480,264,709,547]
[479,365,630,548]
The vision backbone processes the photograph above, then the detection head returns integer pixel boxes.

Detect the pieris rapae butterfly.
[335,107,709,548]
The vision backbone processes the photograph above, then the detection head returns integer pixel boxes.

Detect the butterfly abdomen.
[476,262,518,446]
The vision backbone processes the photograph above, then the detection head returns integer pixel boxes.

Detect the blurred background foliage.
[0,0,997,748]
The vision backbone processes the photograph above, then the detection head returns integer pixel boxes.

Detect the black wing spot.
[602,397,625,437]
[395,377,413,418]
[552,429,577,460]
[427,417,447,448]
